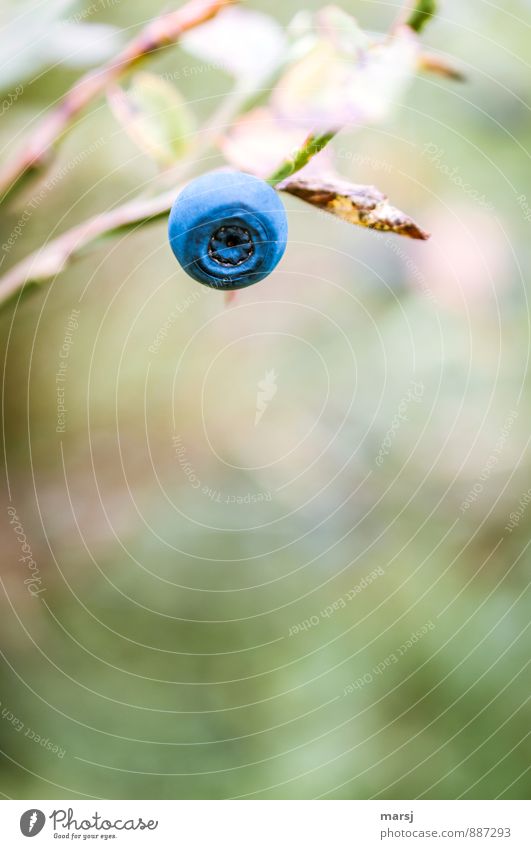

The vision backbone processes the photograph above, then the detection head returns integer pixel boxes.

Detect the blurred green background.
[0,0,530,799]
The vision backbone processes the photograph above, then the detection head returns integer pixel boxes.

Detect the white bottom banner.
[0,799,528,847]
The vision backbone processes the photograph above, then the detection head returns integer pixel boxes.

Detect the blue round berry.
[168,170,288,290]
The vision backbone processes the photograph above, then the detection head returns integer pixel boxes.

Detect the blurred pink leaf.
[220,107,332,179]
[278,174,430,240]
[272,19,419,130]
[413,205,508,304]
[314,5,371,53]
[181,6,287,83]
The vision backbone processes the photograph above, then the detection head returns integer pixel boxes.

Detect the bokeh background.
[0,0,530,800]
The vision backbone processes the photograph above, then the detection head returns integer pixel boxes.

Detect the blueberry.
[168,170,288,290]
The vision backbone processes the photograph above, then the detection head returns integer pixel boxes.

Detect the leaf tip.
[406,0,437,34]
[419,52,467,82]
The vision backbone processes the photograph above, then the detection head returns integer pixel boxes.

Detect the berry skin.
[168,170,288,290]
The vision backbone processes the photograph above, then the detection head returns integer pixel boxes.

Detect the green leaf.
[268,131,336,186]
[407,0,437,33]
[108,73,195,167]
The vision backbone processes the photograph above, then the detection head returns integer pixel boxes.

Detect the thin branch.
[0,190,176,305]
[0,0,236,202]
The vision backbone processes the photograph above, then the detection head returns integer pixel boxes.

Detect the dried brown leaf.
[278,175,429,240]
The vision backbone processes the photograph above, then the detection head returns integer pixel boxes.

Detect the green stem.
[267,131,337,186]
